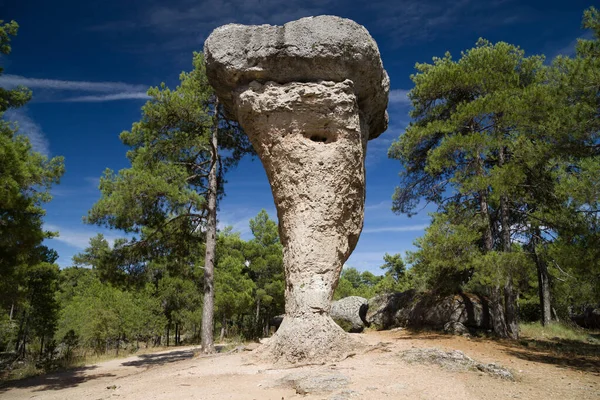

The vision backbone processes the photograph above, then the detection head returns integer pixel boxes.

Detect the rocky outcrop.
[572,307,600,329]
[330,296,369,332]
[273,371,351,395]
[205,16,388,365]
[400,348,514,380]
[367,290,495,333]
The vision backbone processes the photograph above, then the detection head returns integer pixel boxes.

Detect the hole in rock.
[310,135,328,143]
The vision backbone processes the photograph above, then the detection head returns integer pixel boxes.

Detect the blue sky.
[0,0,594,272]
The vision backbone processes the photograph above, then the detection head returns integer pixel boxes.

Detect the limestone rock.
[331,296,369,333]
[400,347,514,380]
[204,15,389,139]
[275,371,350,395]
[444,321,470,335]
[204,15,387,365]
[367,290,496,332]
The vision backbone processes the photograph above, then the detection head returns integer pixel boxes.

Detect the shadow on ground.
[389,327,600,374]
[121,349,196,368]
[390,329,456,341]
[500,337,600,374]
[0,366,116,393]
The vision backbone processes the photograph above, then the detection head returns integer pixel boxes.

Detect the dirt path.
[1,330,598,399]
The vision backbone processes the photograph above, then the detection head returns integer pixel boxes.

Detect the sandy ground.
[1,330,598,400]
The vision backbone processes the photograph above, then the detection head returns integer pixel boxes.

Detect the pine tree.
[85,52,252,353]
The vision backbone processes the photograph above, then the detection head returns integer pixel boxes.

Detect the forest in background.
[0,7,598,379]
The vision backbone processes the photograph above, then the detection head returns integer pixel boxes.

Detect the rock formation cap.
[204,15,389,139]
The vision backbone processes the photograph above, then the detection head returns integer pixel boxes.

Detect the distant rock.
[269,314,285,331]
[366,290,496,333]
[331,296,369,333]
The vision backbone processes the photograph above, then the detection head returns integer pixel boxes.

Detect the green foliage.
[215,246,255,328]
[334,266,386,300]
[390,8,600,329]
[86,52,251,238]
[57,271,165,352]
[0,20,64,362]
[243,210,284,337]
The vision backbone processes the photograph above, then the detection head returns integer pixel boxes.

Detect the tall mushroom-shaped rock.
[204,16,389,364]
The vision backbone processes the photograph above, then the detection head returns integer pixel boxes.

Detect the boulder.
[367,290,494,332]
[572,307,600,329]
[330,296,369,332]
[269,314,285,331]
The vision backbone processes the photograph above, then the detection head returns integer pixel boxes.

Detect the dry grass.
[520,322,599,344]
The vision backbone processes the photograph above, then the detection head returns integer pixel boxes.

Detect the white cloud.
[389,89,411,105]
[365,200,389,211]
[3,108,50,156]
[0,74,149,103]
[217,207,279,239]
[62,92,150,102]
[345,250,395,272]
[0,74,147,93]
[45,223,124,250]
[362,224,428,234]
[551,31,594,59]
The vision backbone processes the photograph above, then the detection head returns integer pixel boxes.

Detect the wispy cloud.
[87,0,338,54]
[550,31,594,59]
[45,223,124,250]
[389,89,411,105]
[346,250,395,272]
[61,92,150,102]
[3,108,50,156]
[0,74,149,103]
[0,74,147,92]
[370,0,525,46]
[217,206,278,239]
[362,224,428,234]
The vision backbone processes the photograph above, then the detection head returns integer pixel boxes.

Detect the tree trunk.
[220,315,226,342]
[201,103,218,355]
[504,279,518,338]
[499,147,518,339]
[477,154,509,338]
[255,298,261,336]
[15,310,25,353]
[166,322,170,347]
[532,228,552,325]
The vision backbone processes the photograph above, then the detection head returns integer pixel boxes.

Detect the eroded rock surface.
[331,296,369,332]
[204,16,389,139]
[400,348,514,380]
[205,15,388,364]
[273,371,351,395]
[367,290,495,332]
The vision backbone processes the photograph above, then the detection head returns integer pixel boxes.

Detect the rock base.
[254,314,364,365]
